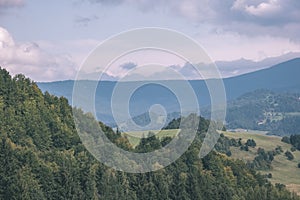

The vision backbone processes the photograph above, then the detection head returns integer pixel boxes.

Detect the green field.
[222,131,300,195]
[122,129,180,148]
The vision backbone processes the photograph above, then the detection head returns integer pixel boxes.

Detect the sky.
[0,0,300,81]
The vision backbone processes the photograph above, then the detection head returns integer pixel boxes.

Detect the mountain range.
[216,52,300,78]
[38,58,300,126]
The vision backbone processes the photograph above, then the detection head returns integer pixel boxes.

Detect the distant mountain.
[216,52,300,78]
[38,58,300,125]
[224,58,300,98]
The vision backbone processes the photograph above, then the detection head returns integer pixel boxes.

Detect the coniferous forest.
[0,67,299,199]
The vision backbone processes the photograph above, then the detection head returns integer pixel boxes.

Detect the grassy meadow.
[222,131,300,195]
[122,128,300,195]
[122,129,180,148]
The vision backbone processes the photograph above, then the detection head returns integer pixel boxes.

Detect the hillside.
[221,131,300,195]
[38,58,300,125]
[224,90,300,135]
[223,58,300,98]
[1,68,299,199]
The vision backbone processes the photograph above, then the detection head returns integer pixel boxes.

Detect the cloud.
[112,62,220,81]
[240,1,281,17]
[107,50,300,81]
[0,27,77,82]
[181,0,300,40]
[0,27,14,45]
[0,0,24,8]
[82,0,300,41]
[0,0,24,15]
[231,0,300,23]
[120,62,136,70]
[74,15,99,27]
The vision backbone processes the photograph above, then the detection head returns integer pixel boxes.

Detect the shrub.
[281,136,290,144]
[246,139,256,147]
[275,146,283,154]
[226,151,232,157]
[240,145,249,151]
[291,146,297,152]
[285,151,294,160]
[267,173,273,178]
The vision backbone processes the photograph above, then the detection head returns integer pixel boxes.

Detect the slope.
[1,67,299,199]
[222,131,300,195]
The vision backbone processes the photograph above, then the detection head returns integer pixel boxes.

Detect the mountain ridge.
[38,58,300,125]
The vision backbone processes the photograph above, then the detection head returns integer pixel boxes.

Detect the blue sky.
[0,0,300,81]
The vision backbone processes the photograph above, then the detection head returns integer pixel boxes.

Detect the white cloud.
[85,0,300,41]
[0,27,14,46]
[245,1,281,17]
[232,0,281,17]
[0,27,77,82]
[198,31,300,61]
[36,38,100,71]
[1,0,300,82]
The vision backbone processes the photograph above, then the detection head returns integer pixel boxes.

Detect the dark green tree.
[285,151,294,160]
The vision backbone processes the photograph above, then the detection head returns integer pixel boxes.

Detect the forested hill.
[225,89,300,135]
[0,67,299,200]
